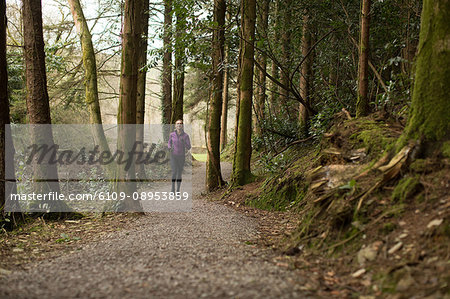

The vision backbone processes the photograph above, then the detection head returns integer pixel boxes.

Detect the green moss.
[380,222,397,235]
[247,181,307,211]
[442,141,450,158]
[349,119,396,159]
[392,176,422,202]
[400,0,450,143]
[410,159,427,173]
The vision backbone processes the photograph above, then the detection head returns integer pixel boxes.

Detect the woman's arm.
[184,134,191,151]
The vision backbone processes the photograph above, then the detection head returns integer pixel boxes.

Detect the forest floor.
[0,162,316,298]
[0,113,448,298]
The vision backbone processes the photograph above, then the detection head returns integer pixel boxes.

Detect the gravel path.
[0,162,309,298]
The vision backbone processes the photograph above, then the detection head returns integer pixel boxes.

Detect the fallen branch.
[274,136,314,157]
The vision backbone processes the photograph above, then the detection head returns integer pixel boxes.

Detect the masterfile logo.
[5,124,192,213]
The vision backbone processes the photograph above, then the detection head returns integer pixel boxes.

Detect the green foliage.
[442,141,450,158]
[349,119,397,158]
[247,178,307,211]
[7,50,26,123]
[253,116,299,152]
[55,233,81,243]
[392,175,422,202]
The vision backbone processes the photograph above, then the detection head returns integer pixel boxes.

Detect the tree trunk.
[0,0,19,220]
[68,0,103,125]
[269,0,280,115]
[0,0,6,212]
[116,0,143,211]
[299,12,313,133]
[254,0,269,135]
[270,59,279,115]
[162,0,172,138]
[220,35,229,151]
[356,0,371,117]
[206,0,226,191]
[136,0,149,179]
[400,0,450,145]
[279,0,291,110]
[68,0,112,177]
[171,6,186,124]
[23,0,69,213]
[232,0,256,186]
[233,1,243,177]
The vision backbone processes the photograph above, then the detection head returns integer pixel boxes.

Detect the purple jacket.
[168,131,191,156]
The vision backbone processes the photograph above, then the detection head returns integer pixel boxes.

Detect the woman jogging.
[168,119,191,193]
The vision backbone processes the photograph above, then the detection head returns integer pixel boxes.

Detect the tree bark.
[356,0,371,117]
[162,0,173,136]
[206,0,226,191]
[232,0,256,186]
[0,0,6,212]
[299,12,313,133]
[254,0,269,135]
[68,0,103,125]
[400,0,450,145]
[68,0,112,177]
[116,0,144,211]
[171,5,186,124]
[23,0,70,213]
[279,0,291,109]
[0,0,18,219]
[220,35,229,151]
[136,0,149,179]
[269,0,280,115]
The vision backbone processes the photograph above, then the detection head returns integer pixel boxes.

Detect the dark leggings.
[170,154,185,192]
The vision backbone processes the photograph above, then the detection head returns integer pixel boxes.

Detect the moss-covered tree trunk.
[171,5,186,124]
[299,12,313,133]
[232,0,256,186]
[135,0,149,179]
[162,0,173,138]
[68,0,103,125]
[356,0,371,117]
[401,0,450,145]
[68,0,113,177]
[116,0,143,211]
[206,0,226,192]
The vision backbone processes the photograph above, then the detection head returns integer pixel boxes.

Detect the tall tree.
[356,0,371,117]
[254,0,269,135]
[1,0,16,219]
[298,12,313,132]
[279,0,292,110]
[116,0,144,211]
[23,0,68,213]
[136,0,150,179]
[206,0,226,191]
[0,0,7,212]
[400,0,449,146]
[68,0,103,125]
[68,0,112,176]
[269,0,280,115]
[171,1,186,123]
[232,0,256,186]
[162,0,173,133]
[220,31,230,151]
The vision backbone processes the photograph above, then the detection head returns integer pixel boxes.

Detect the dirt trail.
[0,162,310,298]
